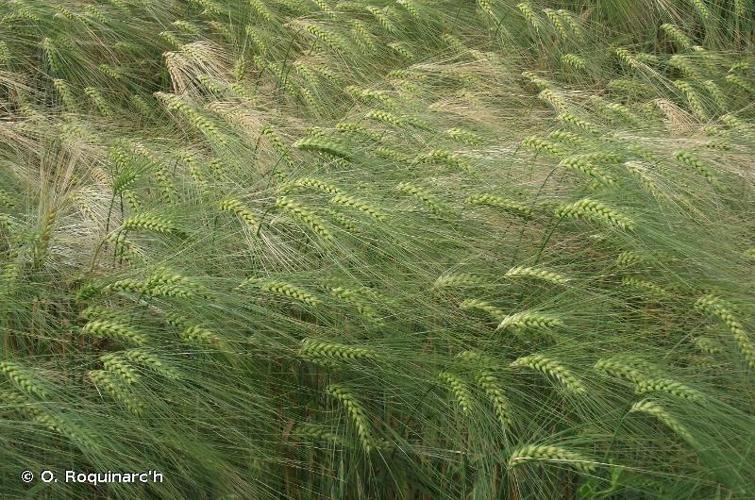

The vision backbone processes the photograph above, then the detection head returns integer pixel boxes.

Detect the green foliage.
[0,0,753,498]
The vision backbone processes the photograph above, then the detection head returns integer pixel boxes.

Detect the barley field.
[0,0,753,498]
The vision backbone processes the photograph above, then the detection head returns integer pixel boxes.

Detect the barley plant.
[0,0,753,498]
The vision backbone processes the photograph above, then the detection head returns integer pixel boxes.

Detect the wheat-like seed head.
[329,193,386,221]
[0,361,49,398]
[629,400,698,447]
[621,277,668,298]
[326,384,374,453]
[100,353,140,385]
[276,196,334,241]
[300,338,376,363]
[89,369,144,416]
[476,370,513,427]
[511,354,586,394]
[555,198,634,231]
[497,311,564,332]
[466,194,532,217]
[634,378,705,402]
[508,444,595,472]
[438,371,474,415]
[219,198,258,230]
[459,298,506,322]
[505,266,569,286]
[695,294,754,368]
[82,320,147,345]
[123,349,180,380]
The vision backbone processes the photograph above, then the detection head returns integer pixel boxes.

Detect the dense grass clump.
[0,0,753,498]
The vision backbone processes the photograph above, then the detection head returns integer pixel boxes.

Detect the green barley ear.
[548,129,587,147]
[517,2,541,30]
[725,74,754,94]
[702,80,727,111]
[673,80,708,120]
[123,349,180,380]
[561,53,586,71]
[556,113,599,134]
[538,88,568,111]
[52,79,77,110]
[293,422,346,446]
[594,357,647,383]
[497,311,563,332]
[241,279,321,307]
[122,213,177,234]
[477,0,497,20]
[621,277,668,298]
[329,193,386,221]
[294,136,352,160]
[301,23,348,53]
[444,127,484,145]
[350,20,378,53]
[688,0,711,20]
[33,411,98,451]
[155,92,226,145]
[433,272,481,289]
[388,42,415,61]
[555,198,635,231]
[0,361,49,398]
[330,287,381,322]
[0,41,10,65]
[276,196,334,242]
[508,444,595,472]
[180,324,224,347]
[395,182,446,214]
[695,294,755,368]
[248,0,274,21]
[326,384,374,453]
[622,161,660,196]
[413,149,467,170]
[82,319,148,345]
[674,150,721,187]
[459,298,506,322]
[438,371,474,415]
[521,71,552,90]
[543,8,569,39]
[219,198,258,230]
[365,110,405,128]
[556,9,584,41]
[299,338,376,364]
[634,378,705,402]
[660,23,693,49]
[88,370,144,416]
[84,87,113,117]
[33,207,57,267]
[366,5,397,33]
[629,400,698,447]
[693,337,722,355]
[521,136,567,156]
[100,353,140,385]
[510,354,586,394]
[559,155,616,185]
[335,122,382,142]
[466,194,532,217]
[476,371,513,428]
[373,146,412,164]
[505,266,569,286]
